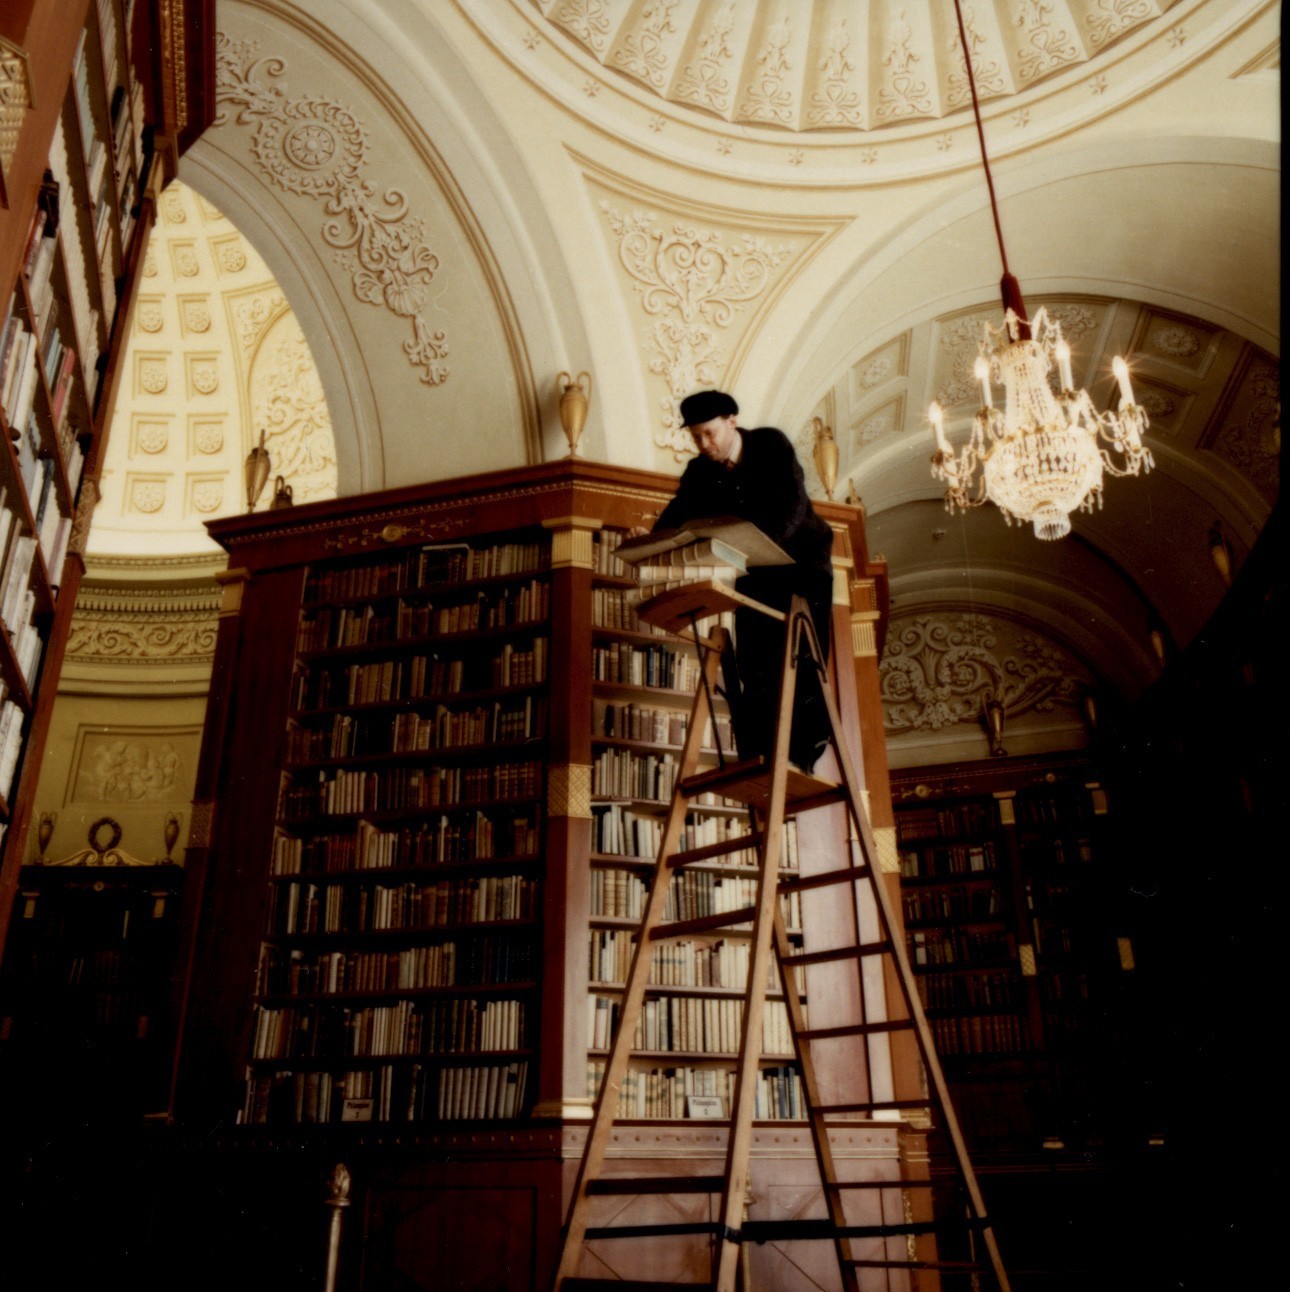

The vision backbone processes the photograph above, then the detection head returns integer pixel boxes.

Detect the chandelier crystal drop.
[930,0,1153,540]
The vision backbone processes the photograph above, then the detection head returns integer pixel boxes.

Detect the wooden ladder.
[554,593,1010,1292]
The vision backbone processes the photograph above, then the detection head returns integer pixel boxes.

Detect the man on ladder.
[628,389,834,773]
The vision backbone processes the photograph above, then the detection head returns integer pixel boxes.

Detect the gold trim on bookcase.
[994,791,1016,826]
[851,578,880,615]
[850,617,877,658]
[831,566,850,607]
[213,568,250,617]
[0,35,33,190]
[548,764,592,819]
[188,801,215,848]
[1018,944,1037,977]
[543,516,603,569]
[532,1097,595,1121]
[873,824,900,874]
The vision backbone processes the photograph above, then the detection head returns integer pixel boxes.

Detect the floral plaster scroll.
[601,202,791,458]
[880,613,1081,734]
[214,34,449,385]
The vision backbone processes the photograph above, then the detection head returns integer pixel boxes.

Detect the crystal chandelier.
[930,1,1153,541]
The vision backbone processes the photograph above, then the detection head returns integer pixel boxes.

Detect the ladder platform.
[588,1175,725,1196]
[798,1019,916,1041]
[632,579,784,635]
[679,758,842,812]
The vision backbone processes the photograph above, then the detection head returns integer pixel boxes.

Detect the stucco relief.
[1207,356,1280,500]
[190,417,225,455]
[214,33,449,385]
[600,200,793,458]
[739,15,796,126]
[138,299,165,332]
[807,19,864,128]
[181,298,213,333]
[946,5,1008,109]
[88,738,181,801]
[612,0,678,91]
[187,356,220,395]
[880,613,1083,734]
[250,313,339,502]
[66,604,219,664]
[673,2,737,115]
[128,478,166,514]
[134,418,169,454]
[211,234,248,273]
[137,357,168,394]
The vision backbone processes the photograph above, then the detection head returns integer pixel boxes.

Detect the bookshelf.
[165,460,895,1287]
[0,1,214,958]
[891,757,1131,1151]
[0,860,183,1118]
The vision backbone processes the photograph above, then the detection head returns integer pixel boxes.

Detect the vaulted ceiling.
[97,0,1278,760]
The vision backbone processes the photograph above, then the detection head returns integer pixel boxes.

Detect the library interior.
[0,2,1280,1289]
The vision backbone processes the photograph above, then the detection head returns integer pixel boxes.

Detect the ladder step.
[798,1019,916,1041]
[850,1260,987,1272]
[741,1219,941,1242]
[562,1281,716,1291]
[666,832,763,869]
[813,1098,933,1114]
[649,908,757,939]
[826,1178,938,1190]
[585,1222,726,1240]
[777,863,872,893]
[679,759,843,812]
[587,1175,725,1196]
[780,940,892,967]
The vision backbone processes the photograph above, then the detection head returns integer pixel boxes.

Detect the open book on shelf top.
[615,517,792,569]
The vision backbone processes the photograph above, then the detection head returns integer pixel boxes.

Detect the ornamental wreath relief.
[214,34,449,385]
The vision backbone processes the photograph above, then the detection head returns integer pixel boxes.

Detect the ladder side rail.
[796,610,1012,1292]
[555,628,730,1288]
[711,603,810,1292]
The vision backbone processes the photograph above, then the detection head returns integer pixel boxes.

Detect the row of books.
[286,697,542,762]
[910,927,1015,968]
[590,866,802,929]
[588,993,797,1057]
[295,579,550,652]
[591,586,669,636]
[592,640,703,692]
[303,540,550,604]
[270,811,540,875]
[47,116,103,388]
[279,760,541,820]
[929,1012,1030,1056]
[902,883,1003,924]
[899,840,996,880]
[250,996,526,1060]
[265,874,537,936]
[917,969,1022,1012]
[1022,835,1096,867]
[596,699,733,752]
[896,801,996,842]
[239,1058,529,1125]
[1,314,46,436]
[592,747,681,803]
[589,931,802,995]
[293,637,548,709]
[591,530,631,577]
[0,699,28,802]
[587,1059,804,1122]
[592,805,796,867]
[254,934,536,998]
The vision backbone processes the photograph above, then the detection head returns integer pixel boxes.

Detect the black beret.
[679,390,738,426]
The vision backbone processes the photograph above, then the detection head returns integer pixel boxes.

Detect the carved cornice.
[66,583,221,664]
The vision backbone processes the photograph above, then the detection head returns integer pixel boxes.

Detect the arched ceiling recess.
[89,179,339,560]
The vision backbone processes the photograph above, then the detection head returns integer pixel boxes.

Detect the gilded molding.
[850,618,877,659]
[214,567,250,617]
[547,521,599,570]
[873,824,900,875]
[548,764,592,819]
[65,583,220,662]
[0,35,33,185]
[188,800,215,848]
[1018,945,1037,977]
[68,479,101,556]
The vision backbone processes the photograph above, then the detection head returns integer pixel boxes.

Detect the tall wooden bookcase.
[0,0,214,953]
[170,460,907,1289]
[891,755,1135,1155]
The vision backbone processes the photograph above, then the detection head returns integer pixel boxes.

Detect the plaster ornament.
[137,422,168,454]
[139,359,168,394]
[252,324,338,501]
[162,190,187,223]
[739,15,796,125]
[182,299,212,332]
[552,0,612,56]
[807,20,864,128]
[194,421,225,454]
[173,245,200,277]
[215,34,449,385]
[192,480,224,513]
[946,6,1007,109]
[877,10,933,122]
[1147,322,1201,358]
[91,739,180,800]
[613,0,678,91]
[130,480,166,513]
[1014,0,1081,84]
[214,236,248,273]
[879,613,1081,734]
[138,301,164,332]
[1087,1,1156,50]
[190,359,219,394]
[673,1,737,115]
[601,202,791,458]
